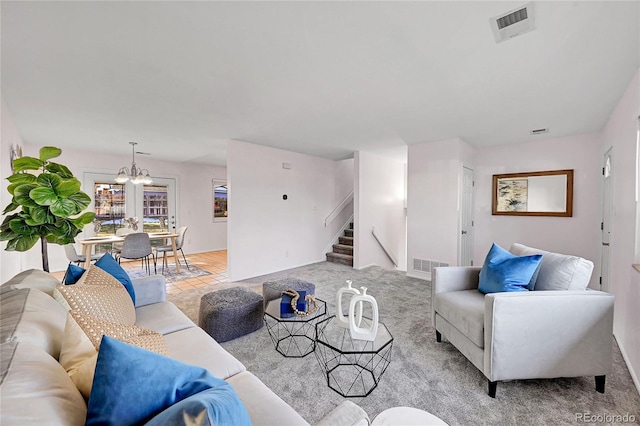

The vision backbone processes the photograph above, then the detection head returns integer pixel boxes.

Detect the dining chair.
[63,244,102,282]
[64,244,102,266]
[118,233,156,274]
[111,227,135,257]
[154,226,190,273]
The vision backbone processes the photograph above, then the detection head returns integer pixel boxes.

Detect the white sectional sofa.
[0,269,368,425]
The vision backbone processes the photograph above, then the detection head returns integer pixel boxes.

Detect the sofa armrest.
[316,401,370,426]
[131,275,167,307]
[431,266,481,324]
[484,290,614,382]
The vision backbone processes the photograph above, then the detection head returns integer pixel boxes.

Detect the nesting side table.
[264,297,327,357]
[315,315,393,397]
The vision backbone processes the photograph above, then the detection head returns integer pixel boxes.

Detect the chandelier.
[115,142,152,185]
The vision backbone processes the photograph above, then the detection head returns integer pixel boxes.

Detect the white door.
[460,167,474,266]
[600,149,613,292]
[135,177,178,234]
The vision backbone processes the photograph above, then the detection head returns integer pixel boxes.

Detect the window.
[142,185,169,233]
[93,183,126,236]
[213,180,228,222]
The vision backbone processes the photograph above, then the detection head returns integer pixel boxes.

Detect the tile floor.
[53,250,229,295]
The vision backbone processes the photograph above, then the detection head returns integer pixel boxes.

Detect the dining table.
[78,232,181,272]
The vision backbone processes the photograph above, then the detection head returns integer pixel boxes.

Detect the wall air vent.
[413,258,449,280]
[530,128,549,135]
[491,2,536,43]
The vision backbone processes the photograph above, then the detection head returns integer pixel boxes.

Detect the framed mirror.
[492,169,573,217]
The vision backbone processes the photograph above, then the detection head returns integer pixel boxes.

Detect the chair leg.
[161,252,166,274]
[180,248,190,271]
[488,381,497,398]
[595,375,606,393]
[152,254,157,274]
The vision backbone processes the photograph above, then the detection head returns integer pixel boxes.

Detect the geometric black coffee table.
[264,297,326,358]
[315,315,393,397]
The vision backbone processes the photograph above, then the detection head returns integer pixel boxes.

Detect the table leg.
[82,244,93,269]
[171,236,181,273]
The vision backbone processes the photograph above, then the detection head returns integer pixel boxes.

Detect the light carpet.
[128,264,211,283]
[168,261,640,425]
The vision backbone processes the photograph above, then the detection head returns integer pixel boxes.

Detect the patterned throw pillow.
[70,311,168,354]
[77,265,123,287]
[60,311,169,399]
[53,282,135,325]
[94,253,136,305]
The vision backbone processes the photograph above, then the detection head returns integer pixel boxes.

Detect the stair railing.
[323,215,354,256]
[324,191,354,227]
[371,226,398,267]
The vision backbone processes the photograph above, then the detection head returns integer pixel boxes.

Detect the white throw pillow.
[509,243,594,291]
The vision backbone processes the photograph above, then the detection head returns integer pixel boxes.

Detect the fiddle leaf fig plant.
[1,146,95,271]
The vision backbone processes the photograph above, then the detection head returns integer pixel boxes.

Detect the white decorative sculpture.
[348,287,379,341]
[336,280,361,329]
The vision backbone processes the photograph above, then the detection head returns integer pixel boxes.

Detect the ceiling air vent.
[490,2,536,43]
[530,128,549,135]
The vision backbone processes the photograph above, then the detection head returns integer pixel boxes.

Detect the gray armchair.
[431,244,614,398]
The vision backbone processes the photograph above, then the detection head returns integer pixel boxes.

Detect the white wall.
[600,68,640,392]
[406,137,474,279]
[354,151,406,271]
[473,133,602,287]
[0,102,227,281]
[1,96,29,281]
[227,140,353,281]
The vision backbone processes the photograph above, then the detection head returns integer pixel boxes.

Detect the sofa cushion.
[94,253,136,304]
[509,243,594,291]
[86,336,250,426]
[60,311,169,399]
[478,243,542,294]
[135,301,195,334]
[433,289,486,347]
[1,269,61,296]
[163,326,246,380]
[54,282,136,325]
[0,288,68,358]
[226,371,310,426]
[0,341,87,426]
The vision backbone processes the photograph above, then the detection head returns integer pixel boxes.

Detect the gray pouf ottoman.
[262,278,316,310]
[199,287,264,343]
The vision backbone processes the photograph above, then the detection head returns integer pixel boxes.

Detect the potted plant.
[1,146,95,272]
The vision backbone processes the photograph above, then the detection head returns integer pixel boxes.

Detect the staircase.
[326,223,353,266]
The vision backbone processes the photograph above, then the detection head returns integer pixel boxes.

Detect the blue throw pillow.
[86,336,249,426]
[478,243,543,294]
[146,387,252,426]
[63,263,86,284]
[95,253,135,304]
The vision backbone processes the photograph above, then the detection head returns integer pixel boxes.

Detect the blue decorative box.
[281,291,307,318]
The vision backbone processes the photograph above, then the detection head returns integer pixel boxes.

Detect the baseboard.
[406,270,431,281]
[354,263,377,270]
[614,333,640,396]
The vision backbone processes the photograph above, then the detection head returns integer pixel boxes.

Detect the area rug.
[128,264,211,283]
[168,262,640,425]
